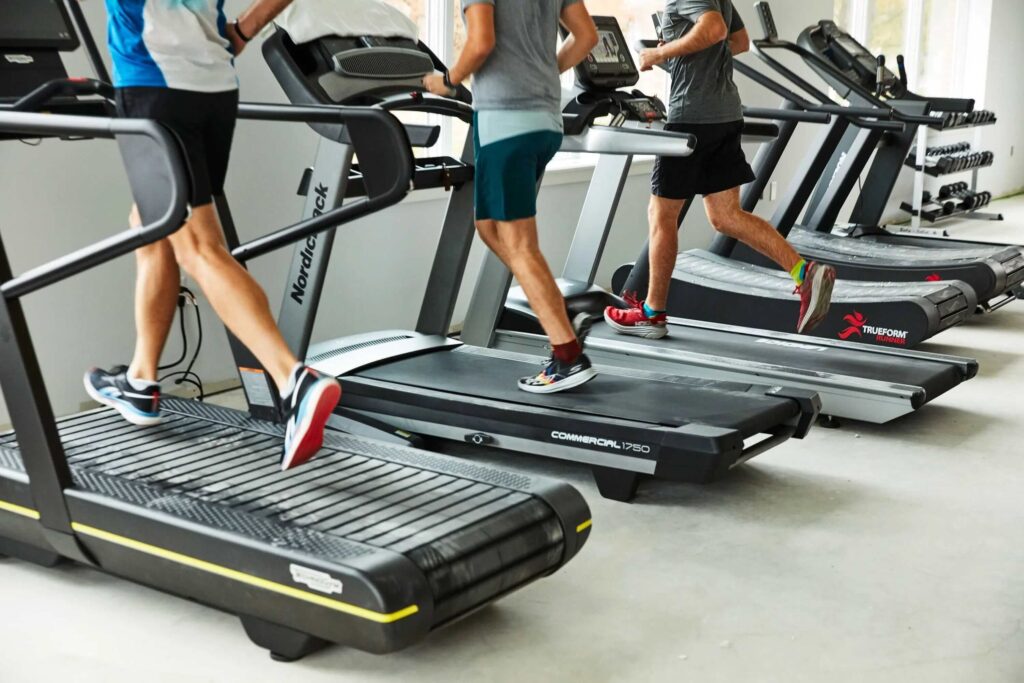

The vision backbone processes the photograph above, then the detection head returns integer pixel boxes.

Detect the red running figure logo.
[836,311,909,345]
[838,311,866,339]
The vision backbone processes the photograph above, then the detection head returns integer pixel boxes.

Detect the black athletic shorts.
[651,120,756,201]
[116,87,239,208]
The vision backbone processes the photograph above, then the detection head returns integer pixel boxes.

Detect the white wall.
[0,0,832,424]
[976,0,1024,198]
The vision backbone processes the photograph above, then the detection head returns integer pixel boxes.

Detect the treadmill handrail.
[734,59,902,131]
[0,111,189,300]
[3,77,114,112]
[743,106,830,124]
[560,124,695,156]
[230,103,415,263]
[376,92,476,124]
[750,39,933,126]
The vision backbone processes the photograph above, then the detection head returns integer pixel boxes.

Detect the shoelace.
[621,291,643,309]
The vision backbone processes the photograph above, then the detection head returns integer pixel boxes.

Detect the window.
[833,0,976,98]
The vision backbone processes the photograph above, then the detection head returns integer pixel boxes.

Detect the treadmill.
[0,3,590,661]
[715,4,1023,312]
[250,19,820,503]
[461,17,977,427]
[608,9,981,349]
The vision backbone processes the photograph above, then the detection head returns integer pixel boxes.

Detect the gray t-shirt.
[662,0,745,124]
[461,0,580,113]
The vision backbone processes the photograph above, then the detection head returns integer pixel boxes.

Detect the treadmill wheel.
[241,615,330,662]
[818,414,842,430]
[592,466,641,502]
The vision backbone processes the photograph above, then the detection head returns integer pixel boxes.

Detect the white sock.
[279,363,305,399]
[127,373,159,392]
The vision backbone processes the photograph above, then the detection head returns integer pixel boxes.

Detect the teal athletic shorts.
[473,120,563,222]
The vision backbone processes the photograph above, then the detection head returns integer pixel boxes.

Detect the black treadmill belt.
[588,323,965,401]
[0,400,564,596]
[790,227,1022,265]
[354,347,799,432]
[677,251,964,299]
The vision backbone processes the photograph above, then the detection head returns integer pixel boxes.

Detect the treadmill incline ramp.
[0,398,591,657]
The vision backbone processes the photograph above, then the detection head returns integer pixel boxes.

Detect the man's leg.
[126,204,180,382]
[477,217,575,345]
[703,187,836,333]
[645,195,688,311]
[603,194,682,339]
[166,204,297,389]
[702,187,801,272]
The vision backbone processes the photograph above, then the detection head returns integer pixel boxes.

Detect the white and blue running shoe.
[84,365,162,426]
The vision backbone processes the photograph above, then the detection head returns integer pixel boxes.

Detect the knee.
[648,201,680,231]
[707,208,738,235]
[173,237,227,275]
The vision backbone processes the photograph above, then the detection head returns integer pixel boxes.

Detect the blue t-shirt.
[105,0,237,91]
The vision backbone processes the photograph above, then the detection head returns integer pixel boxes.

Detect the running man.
[604,0,836,339]
[423,0,600,394]
[85,0,340,470]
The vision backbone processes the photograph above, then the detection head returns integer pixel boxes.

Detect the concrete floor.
[3,198,1023,682]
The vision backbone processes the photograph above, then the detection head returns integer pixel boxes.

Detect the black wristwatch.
[443,71,454,89]
[233,18,253,43]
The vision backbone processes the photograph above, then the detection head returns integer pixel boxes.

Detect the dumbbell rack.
[903,109,1003,229]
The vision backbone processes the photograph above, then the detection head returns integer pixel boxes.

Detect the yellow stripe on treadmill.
[70,523,418,624]
[0,499,40,520]
[576,519,592,533]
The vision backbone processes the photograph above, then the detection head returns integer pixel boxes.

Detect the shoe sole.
[281,380,342,471]
[798,266,837,334]
[83,374,162,427]
[518,367,598,394]
[603,310,668,339]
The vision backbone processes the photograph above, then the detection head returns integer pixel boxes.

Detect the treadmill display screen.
[572,16,638,90]
[0,0,79,50]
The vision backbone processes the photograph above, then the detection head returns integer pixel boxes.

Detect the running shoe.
[518,354,597,394]
[83,365,161,426]
[796,262,837,334]
[281,367,342,471]
[604,293,668,339]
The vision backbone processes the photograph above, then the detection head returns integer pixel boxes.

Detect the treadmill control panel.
[623,97,666,122]
[567,16,639,91]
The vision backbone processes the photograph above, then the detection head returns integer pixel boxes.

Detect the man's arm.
[729,27,750,55]
[639,11,728,71]
[447,4,496,85]
[557,2,599,74]
[424,3,495,96]
[228,0,296,54]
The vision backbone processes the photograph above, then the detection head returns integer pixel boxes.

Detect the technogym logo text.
[289,183,330,305]
[550,431,652,454]
[838,311,909,346]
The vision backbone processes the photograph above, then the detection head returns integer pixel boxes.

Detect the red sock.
[552,339,582,364]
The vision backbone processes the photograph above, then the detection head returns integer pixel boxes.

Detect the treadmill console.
[798,20,904,98]
[622,97,665,123]
[0,0,79,102]
[567,16,639,91]
[0,0,79,50]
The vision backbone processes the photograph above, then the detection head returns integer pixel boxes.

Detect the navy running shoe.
[83,365,161,426]
[281,367,342,471]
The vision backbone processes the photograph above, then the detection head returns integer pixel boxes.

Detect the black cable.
[158,292,188,371]
[157,286,205,401]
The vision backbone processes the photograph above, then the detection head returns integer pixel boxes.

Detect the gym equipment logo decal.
[838,311,909,346]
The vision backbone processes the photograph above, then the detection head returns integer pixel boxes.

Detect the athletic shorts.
[473,124,563,222]
[651,120,756,201]
[116,87,239,208]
